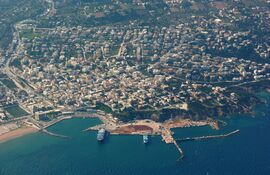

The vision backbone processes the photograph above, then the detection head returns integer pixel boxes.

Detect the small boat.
[97,128,106,141]
[143,135,149,144]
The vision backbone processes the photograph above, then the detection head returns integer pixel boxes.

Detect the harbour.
[0,92,269,174]
[0,110,244,162]
[0,0,269,174]
[0,116,270,175]
[13,110,241,162]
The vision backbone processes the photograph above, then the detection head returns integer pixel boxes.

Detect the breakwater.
[175,129,240,142]
[41,129,70,138]
[173,140,184,161]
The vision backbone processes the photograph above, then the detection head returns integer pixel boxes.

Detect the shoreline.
[0,114,100,144]
[0,126,38,144]
[85,117,220,144]
[0,115,220,144]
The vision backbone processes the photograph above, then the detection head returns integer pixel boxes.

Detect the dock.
[160,128,185,161]
[82,115,239,162]
[84,124,107,132]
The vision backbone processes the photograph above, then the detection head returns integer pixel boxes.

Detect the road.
[0,0,58,126]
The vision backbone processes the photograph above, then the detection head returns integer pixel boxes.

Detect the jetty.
[173,140,184,161]
[175,129,240,142]
[171,129,240,161]
[82,115,240,162]
[41,129,69,138]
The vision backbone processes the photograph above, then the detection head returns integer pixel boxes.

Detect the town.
[0,0,269,140]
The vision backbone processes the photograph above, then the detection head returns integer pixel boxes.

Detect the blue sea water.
[0,93,270,175]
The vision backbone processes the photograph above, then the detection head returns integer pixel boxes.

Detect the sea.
[0,92,270,175]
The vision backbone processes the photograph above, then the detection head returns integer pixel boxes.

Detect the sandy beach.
[0,126,38,143]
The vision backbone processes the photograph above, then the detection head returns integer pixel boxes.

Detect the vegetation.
[9,58,22,70]
[4,105,29,118]
[94,102,113,114]
[37,0,171,28]
[0,78,17,90]
[0,0,46,49]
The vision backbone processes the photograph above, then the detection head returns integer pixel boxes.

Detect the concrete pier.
[41,129,70,138]
[173,140,184,161]
[175,129,240,142]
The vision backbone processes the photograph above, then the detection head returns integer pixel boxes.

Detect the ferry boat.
[97,128,106,141]
[143,135,149,144]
